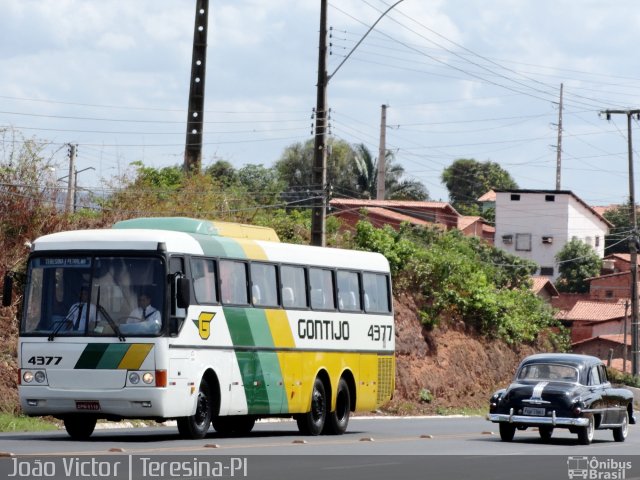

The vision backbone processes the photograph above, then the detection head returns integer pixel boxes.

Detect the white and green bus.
[6,217,395,439]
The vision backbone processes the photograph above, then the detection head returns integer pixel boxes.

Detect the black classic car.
[487,353,635,444]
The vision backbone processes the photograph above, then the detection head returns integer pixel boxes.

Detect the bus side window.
[363,272,391,313]
[220,260,249,305]
[250,263,278,307]
[281,265,306,309]
[309,267,335,310]
[191,258,217,304]
[337,270,361,312]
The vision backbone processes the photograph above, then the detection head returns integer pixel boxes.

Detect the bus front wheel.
[177,378,213,439]
[296,377,327,436]
[64,414,97,440]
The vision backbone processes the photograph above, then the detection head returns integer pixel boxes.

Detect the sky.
[1,0,640,206]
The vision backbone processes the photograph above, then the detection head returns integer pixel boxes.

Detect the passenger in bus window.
[125,292,161,333]
[65,286,101,332]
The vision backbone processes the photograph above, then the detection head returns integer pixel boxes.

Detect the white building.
[494,190,611,280]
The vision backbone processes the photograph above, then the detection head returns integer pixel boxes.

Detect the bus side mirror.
[2,274,12,307]
[176,276,191,309]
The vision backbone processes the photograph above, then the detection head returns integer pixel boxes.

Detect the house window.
[545,195,555,202]
[605,290,614,299]
[595,236,600,247]
[502,234,513,244]
[540,267,554,276]
[542,236,553,244]
[510,194,520,201]
[515,233,532,251]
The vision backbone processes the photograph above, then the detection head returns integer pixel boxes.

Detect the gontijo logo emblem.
[193,312,216,340]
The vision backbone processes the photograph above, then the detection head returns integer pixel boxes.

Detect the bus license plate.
[523,407,545,416]
[75,400,100,411]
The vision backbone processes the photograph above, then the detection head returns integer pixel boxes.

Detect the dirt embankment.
[387,293,536,414]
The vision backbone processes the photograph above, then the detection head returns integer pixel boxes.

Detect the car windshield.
[517,363,578,382]
[22,255,165,337]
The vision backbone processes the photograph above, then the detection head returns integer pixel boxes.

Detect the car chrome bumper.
[487,409,589,427]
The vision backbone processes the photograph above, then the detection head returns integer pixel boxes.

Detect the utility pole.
[310,0,328,247]
[376,104,388,200]
[555,83,563,190]
[183,0,209,174]
[309,0,404,246]
[64,144,76,213]
[601,108,640,376]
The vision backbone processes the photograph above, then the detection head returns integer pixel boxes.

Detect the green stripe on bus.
[224,307,287,414]
[75,343,110,369]
[256,350,287,413]
[189,234,247,259]
[95,343,131,369]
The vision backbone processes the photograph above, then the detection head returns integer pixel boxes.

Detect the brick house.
[572,334,630,369]
[329,199,460,230]
[557,300,627,344]
[530,276,559,302]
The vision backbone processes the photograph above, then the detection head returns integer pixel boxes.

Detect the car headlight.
[142,372,154,384]
[34,371,46,383]
[128,372,140,384]
[22,371,34,383]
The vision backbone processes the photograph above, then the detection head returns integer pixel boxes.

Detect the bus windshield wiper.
[47,317,71,341]
[99,307,126,342]
[97,305,126,342]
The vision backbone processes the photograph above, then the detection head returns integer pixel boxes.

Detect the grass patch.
[0,413,58,432]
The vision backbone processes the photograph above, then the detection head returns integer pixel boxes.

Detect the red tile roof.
[531,276,559,296]
[592,204,619,216]
[478,190,496,202]
[364,207,433,226]
[458,216,481,230]
[330,199,460,215]
[559,300,627,322]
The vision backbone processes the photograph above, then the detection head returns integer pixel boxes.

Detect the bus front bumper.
[19,385,193,419]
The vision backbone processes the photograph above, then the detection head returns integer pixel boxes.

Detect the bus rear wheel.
[323,378,351,435]
[212,416,256,436]
[177,378,213,439]
[296,377,327,436]
[64,414,97,440]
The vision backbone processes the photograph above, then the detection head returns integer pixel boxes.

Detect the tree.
[352,143,429,201]
[603,199,637,254]
[205,160,237,187]
[235,164,285,206]
[275,139,359,203]
[441,158,517,215]
[555,238,602,293]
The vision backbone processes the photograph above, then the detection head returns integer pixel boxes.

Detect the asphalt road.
[1,416,639,479]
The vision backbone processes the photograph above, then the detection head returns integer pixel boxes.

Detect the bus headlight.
[22,371,34,383]
[34,371,46,383]
[142,372,154,384]
[128,372,140,384]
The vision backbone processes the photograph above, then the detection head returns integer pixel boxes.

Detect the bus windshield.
[22,255,165,337]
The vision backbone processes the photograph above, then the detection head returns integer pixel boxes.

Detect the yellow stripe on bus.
[238,240,268,261]
[118,344,153,370]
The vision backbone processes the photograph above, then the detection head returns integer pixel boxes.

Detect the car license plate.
[75,400,100,411]
[523,407,545,416]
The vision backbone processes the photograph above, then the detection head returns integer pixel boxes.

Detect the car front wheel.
[613,411,629,442]
[577,415,594,445]
[499,423,516,442]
